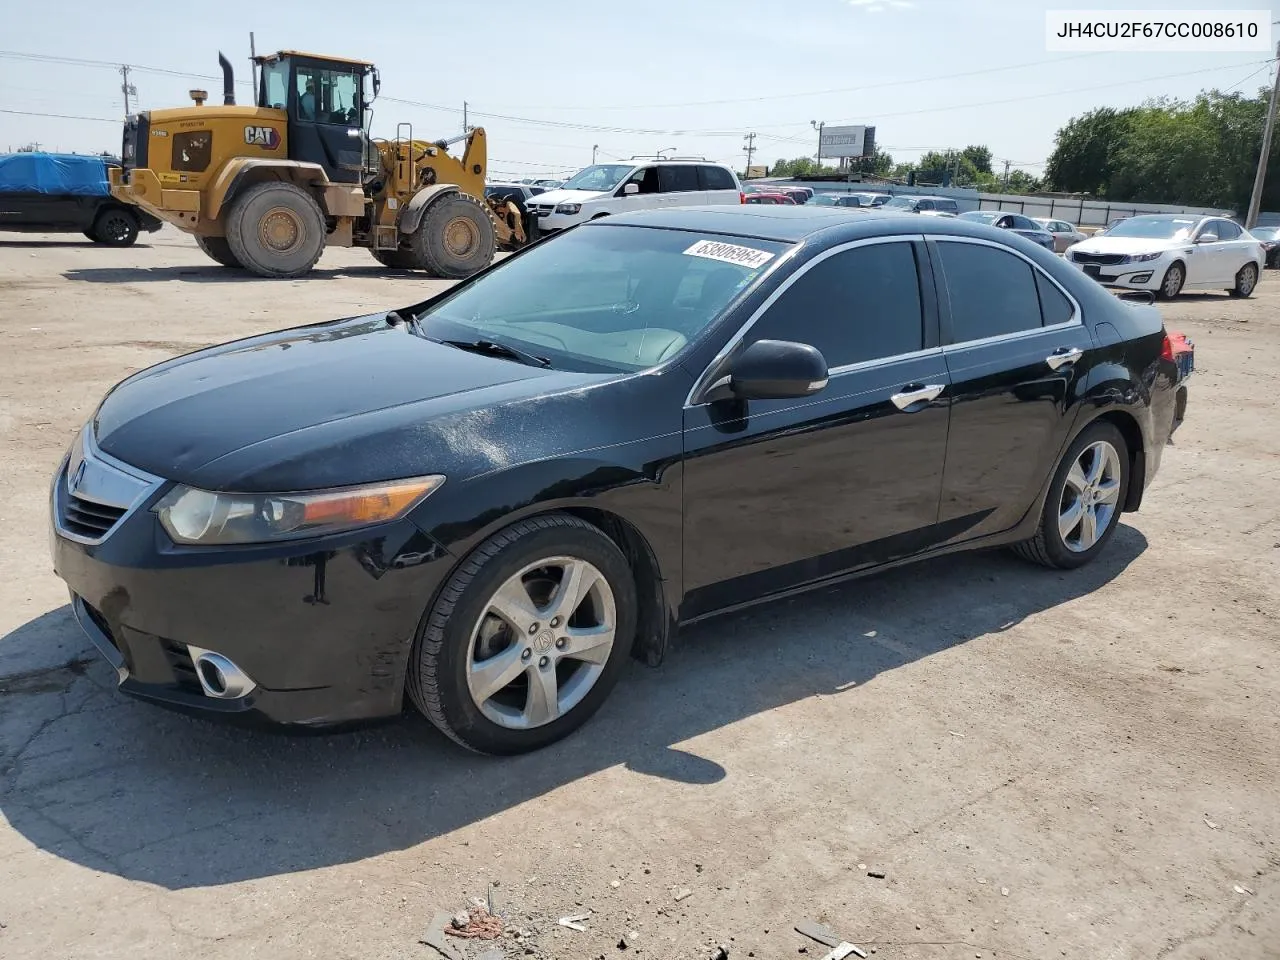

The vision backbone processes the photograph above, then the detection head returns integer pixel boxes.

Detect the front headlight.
[555,203,582,214]
[1123,252,1163,263]
[155,475,445,546]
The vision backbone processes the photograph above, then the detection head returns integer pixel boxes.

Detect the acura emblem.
[70,461,86,493]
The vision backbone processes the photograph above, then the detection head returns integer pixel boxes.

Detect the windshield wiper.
[439,338,552,368]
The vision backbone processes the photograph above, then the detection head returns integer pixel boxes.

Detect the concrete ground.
[1,229,1277,960]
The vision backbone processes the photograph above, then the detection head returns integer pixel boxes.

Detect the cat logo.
[244,126,281,149]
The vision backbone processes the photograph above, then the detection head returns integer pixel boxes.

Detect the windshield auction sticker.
[683,240,775,269]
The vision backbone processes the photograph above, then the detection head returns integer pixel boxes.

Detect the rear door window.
[1216,221,1242,240]
[699,166,737,191]
[659,165,701,193]
[937,241,1043,341]
[937,200,958,214]
[1011,215,1039,231]
[1035,272,1075,326]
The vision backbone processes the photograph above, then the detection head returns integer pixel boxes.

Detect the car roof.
[594,205,1027,244]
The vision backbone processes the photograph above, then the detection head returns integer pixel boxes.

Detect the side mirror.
[1196,234,1218,244]
[704,339,829,403]
[623,182,640,195]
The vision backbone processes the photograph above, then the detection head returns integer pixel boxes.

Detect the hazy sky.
[3,0,1277,180]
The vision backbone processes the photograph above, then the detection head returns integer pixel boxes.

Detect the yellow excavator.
[108,50,530,278]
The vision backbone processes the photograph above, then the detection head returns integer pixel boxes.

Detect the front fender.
[398,184,460,235]
[207,158,329,222]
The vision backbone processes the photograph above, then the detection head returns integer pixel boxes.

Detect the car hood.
[93,315,602,492]
[531,188,608,205]
[1072,236,1189,255]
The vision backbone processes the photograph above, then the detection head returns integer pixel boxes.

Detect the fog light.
[187,645,256,699]
[1131,273,1152,283]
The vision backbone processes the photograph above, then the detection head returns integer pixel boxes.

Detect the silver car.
[1034,218,1087,253]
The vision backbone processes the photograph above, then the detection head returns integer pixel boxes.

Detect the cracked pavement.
[1,231,1278,958]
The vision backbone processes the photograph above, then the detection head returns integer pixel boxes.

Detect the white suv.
[527,160,743,231]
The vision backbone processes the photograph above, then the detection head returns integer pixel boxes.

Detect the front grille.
[121,112,150,172]
[529,203,554,216]
[61,493,127,539]
[1072,251,1126,265]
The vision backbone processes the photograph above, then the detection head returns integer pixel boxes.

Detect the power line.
[0,49,254,85]
[0,107,119,123]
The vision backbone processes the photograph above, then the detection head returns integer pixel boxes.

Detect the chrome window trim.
[684,235,928,407]
[925,235,1085,350]
[52,422,166,546]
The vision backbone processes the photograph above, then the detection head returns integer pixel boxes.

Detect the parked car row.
[959,210,1056,251]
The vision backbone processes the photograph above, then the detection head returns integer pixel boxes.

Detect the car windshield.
[959,211,998,223]
[1103,216,1198,240]
[559,164,633,192]
[882,197,915,208]
[1251,226,1279,240]
[412,226,789,373]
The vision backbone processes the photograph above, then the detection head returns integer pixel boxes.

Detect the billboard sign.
[819,124,876,159]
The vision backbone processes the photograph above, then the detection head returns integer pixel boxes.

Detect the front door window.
[295,66,361,125]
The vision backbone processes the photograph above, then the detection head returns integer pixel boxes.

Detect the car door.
[288,60,364,184]
[698,165,740,206]
[1009,214,1041,244]
[1186,219,1227,285]
[927,236,1094,542]
[680,237,951,618]
[917,199,936,214]
[1211,220,1247,282]
[657,165,707,208]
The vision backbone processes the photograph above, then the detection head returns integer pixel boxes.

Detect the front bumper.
[50,439,455,728]
[1067,257,1164,290]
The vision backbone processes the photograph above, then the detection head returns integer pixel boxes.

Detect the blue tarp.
[0,153,111,196]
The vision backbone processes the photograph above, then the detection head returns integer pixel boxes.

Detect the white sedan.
[1065,214,1264,299]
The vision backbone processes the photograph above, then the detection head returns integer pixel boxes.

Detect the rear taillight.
[1160,333,1174,362]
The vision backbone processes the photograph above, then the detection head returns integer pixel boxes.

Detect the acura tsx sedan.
[51,206,1187,754]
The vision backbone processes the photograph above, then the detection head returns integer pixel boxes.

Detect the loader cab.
[255,50,376,185]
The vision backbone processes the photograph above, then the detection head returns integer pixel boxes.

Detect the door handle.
[1045,346,1083,370]
[890,383,945,411]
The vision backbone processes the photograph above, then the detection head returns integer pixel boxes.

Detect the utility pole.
[1003,159,1011,188]
[1245,40,1280,229]
[119,64,136,118]
[592,144,599,164]
[249,32,257,98]
[811,120,825,169]
[463,101,472,134]
[742,131,757,172]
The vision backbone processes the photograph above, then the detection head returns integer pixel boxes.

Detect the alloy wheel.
[1237,263,1257,296]
[101,213,132,243]
[465,556,616,730]
[1162,264,1183,299]
[1058,440,1122,553]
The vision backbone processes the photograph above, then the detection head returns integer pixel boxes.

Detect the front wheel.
[406,514,636,754]
[1012,421,1129,570]
[370,247,418,270]
[1158,261,1184,300]
[411,194,496,279]
[195,235,243,268]
[1229,262,1258,298]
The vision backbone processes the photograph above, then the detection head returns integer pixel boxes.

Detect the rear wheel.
[1158,261,1184,300]
[370,247,418,270]
[91,207,139,246]
[411,194,496,279]
[1012,421,1129,570]
[195,235,243,268]
[1229,262,1258,298]
[406,513,636,755]
[225,181,326,278]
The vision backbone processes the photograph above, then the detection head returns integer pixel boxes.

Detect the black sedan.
[958,210,1057,252]
[51,206,1187,754]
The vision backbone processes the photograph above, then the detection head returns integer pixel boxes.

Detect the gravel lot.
[1,228,1277,960]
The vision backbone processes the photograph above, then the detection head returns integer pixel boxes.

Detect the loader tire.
[195,235,243,268]
[370,247,418,270]
[225,181,326,279]
[411,194,496,279]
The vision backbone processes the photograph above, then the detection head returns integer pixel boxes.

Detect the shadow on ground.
[62,264,415,284]
[0,527,1146,890]
[0,239,155,250]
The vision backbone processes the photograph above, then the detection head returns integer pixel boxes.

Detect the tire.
[407,513,637,755]
[224,181,326,278]
[1012,421,1130,570]
[370,247,418,270]
[1229,261,1258,298]
[91,207,139,246]
[1157,261,1184,300]
[82,230,96,242]
[410,193,496,279]
[195,235,243,268]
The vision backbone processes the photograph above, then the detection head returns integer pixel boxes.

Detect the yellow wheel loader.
[108,50,528,279]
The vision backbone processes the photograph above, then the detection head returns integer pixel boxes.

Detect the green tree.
[961,145,994,176]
